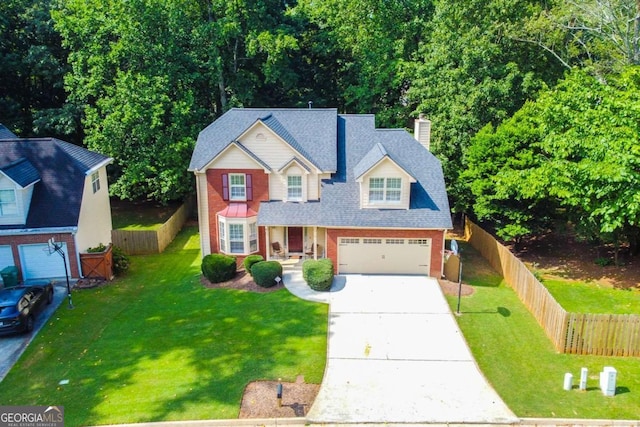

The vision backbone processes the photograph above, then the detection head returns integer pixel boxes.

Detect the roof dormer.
[355,143,416,210]
[0,158,41,225]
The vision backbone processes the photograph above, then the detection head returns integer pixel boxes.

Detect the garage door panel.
[0,246,14,270]
[338,237,431,275]
[19,243,71,280]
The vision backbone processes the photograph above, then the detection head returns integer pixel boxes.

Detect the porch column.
[265,226,271,261]
[313,226,318,260]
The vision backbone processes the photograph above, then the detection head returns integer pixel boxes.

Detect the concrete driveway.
[284,272,517,424]
[0,282,69,382]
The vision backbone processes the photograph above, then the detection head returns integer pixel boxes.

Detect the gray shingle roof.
[189,108,338,172]
[192,109,451,230]
[0,124,18,139]
[0,138,112,229]
[0,158,40,188]
[261,114,451,230]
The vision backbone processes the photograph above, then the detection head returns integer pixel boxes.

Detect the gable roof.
[189,108,338,172]
[0,138,113,229]
[353,142,416,182]
[258,113,452,230]
[0,124,18,139]
[0,158,41,188]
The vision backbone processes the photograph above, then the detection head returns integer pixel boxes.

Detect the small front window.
[230,174,246,200]
[229,224,244,253]
[287,175,302,200]
[249,222,258,252]
[369,178,384,202]
[0,189,17,216]
[91,171,101,193]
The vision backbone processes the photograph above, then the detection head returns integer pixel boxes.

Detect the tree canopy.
[2,0,638,261]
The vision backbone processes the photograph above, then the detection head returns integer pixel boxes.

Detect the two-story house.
[0,124,113,281]
[188,109,452,277]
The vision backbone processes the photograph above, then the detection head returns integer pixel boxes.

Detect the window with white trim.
[218,216,259,255]
[249,222,258,252]
[368,177,402,203]
[0,189,18,216]
[229,224,244,253]
[287,175,302,200]
[91,171,101,193]
[229,174,246,200]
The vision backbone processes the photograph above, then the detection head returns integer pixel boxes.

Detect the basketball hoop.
[45,237,57,255]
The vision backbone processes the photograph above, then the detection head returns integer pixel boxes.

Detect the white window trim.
[0,188,18,216]
[368,177,402,204]
[287,175,303,201]
[218,215,259,255]
[229,173,246,201]
[91,171,101,193]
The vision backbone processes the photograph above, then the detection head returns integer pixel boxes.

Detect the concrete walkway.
[283,270,517,424]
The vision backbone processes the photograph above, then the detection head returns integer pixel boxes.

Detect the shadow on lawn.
[67,227,327,425]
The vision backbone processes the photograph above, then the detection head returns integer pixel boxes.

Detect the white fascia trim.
[85,158,115,176]
[0,226,78,236]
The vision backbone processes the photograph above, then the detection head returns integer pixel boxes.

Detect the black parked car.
[0,283,54,335]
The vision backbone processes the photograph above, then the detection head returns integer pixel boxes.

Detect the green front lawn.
[542,277,640,314]
[0,227,328,426]
[451,242,640,420]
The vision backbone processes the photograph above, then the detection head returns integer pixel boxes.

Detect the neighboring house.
[189,109,452,277]
[0,124,113,281]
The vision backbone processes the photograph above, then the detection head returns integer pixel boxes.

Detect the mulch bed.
[200,269,284,293]
[238,376,320,419]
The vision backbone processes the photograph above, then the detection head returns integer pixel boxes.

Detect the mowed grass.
[542,277,640,314]
[0,227,328,426]
[449,242,640,420]
[111,199,181,230]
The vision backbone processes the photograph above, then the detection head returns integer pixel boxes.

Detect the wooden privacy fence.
[465,219,640,357]
[112,201,191,255]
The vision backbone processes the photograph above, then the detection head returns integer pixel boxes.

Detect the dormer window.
[0,189,17,216]
[369,177,401,203]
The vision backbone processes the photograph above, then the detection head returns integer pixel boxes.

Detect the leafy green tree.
[0,0,75,140]
[518,0,640,73]
[407,0,564,212]
[466,67,640,259]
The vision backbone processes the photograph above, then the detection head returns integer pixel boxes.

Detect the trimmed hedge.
[201,253,237,283]
[302,258,334,291]
[251,261,283,288]
[243,254,264,275]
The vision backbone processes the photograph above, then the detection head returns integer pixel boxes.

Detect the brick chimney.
[414,114,431,151]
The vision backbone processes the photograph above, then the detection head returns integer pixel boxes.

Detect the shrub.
[86,243,107,253]
[112,246,130,275]
[243,254,264,274]
[303,258,334,291]
[202,253,237,283]
[251,261,283,288]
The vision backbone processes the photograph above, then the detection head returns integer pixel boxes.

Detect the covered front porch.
[264,225,326,261]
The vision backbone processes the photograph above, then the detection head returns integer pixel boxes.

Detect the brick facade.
[326,228,445,277]
[206,168,269,261]
[0,233,79,281]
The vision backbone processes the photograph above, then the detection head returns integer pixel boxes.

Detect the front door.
[287,227,303,253]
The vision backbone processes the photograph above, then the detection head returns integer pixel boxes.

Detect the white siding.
[361,159,413,210]
[196,172,211,256]
[76,167,112,252]
[239,125,301,169]
[0,175,30,225]
[210,145,264,169]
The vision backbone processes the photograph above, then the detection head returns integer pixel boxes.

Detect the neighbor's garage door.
[19,243,71,280]
[338,237,431,275]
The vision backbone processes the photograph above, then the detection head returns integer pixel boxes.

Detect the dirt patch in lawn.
[509,230,640,290]
[239,376,319,419]
[438,279,474,297]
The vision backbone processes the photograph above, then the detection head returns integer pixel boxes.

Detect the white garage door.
[338,237,431,275]
[19,243,71,280]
